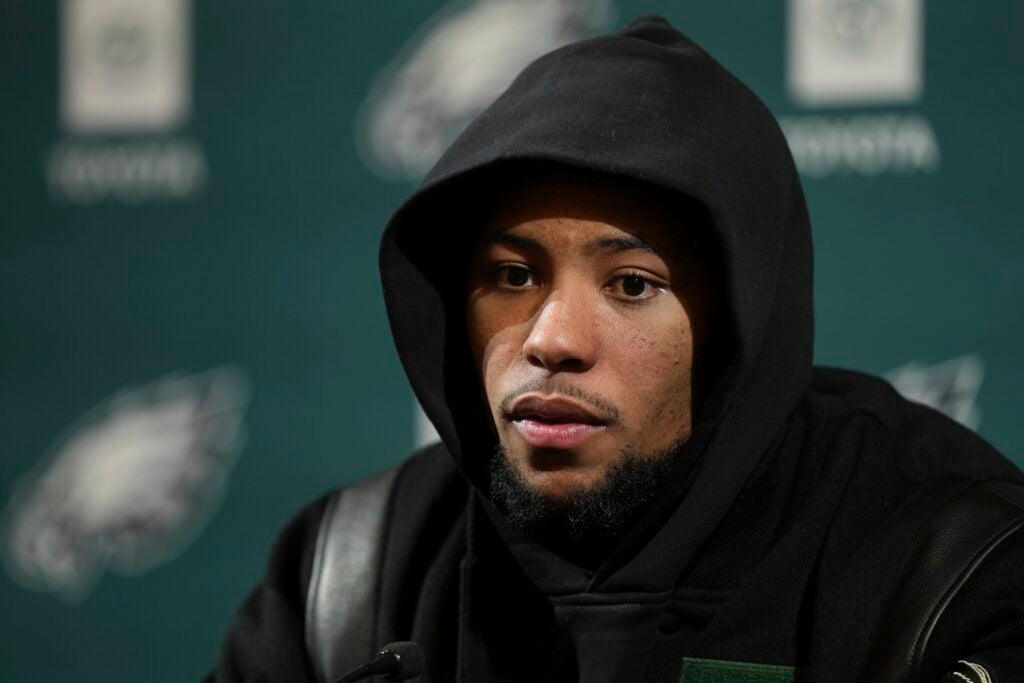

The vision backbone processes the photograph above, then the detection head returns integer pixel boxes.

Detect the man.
[209,16,1024,682]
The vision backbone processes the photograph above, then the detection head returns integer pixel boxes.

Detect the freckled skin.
[466,181,704,502]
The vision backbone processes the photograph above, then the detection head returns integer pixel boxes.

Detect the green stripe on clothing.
[679,657,796,682]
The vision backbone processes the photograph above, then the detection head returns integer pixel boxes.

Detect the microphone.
[333,641,425,683]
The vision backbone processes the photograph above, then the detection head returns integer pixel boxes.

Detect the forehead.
[480,173,689,258]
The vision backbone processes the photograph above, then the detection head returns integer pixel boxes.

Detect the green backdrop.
[1,1,1021,680]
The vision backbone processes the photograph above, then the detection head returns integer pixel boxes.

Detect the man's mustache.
[498,378,621,424]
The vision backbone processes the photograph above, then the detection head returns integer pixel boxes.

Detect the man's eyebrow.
[481,232,544,251]
[480,232,663,257]
[585,235,661,256]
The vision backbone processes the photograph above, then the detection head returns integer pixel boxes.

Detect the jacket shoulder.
[810,366,1019,484]
[805,369,1024,679]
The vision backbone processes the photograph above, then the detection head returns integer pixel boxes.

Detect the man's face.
[467,180,705,505]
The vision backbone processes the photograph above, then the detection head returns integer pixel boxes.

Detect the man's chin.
[488,439,685,542]
[519,464,609,503]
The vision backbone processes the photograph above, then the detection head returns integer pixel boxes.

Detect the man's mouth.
[505,396,609,449]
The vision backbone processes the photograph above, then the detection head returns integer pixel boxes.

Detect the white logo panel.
[61,0,190,132]
[788,0,923,106]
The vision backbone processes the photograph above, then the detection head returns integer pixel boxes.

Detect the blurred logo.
[62,0,190,132]
[788,0,922,106]
[3,368,249,601]
[414,400,440,449]
[49,0,207,205]
[783,0,938,178]
[887,354,984,430]
[778,113,939,178]
[46,139,207,204]
[357,0,615,182]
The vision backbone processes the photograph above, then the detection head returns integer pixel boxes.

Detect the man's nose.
[522,289,598,373]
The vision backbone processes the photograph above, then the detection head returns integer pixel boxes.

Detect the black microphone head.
[377,641,424,680]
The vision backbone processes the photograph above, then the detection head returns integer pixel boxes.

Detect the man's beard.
[488,438,685,561]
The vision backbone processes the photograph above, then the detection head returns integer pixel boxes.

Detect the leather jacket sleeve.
[929,527,1024,682]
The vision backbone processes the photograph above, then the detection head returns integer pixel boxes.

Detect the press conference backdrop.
[0,1,1021,680]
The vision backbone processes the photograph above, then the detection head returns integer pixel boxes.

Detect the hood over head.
[380,16,813,589]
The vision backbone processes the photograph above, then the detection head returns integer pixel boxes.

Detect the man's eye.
[621,275,648,297]
[496,265,533,288]
[606,274,663,303]
[608,273,663,302]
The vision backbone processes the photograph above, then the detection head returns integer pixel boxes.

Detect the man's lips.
[512,419,606,449]
[505,395,610,449]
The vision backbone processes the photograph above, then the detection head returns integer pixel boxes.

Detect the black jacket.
[209,17,1024,683]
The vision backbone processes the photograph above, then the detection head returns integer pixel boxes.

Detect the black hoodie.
[209,17,1024,683]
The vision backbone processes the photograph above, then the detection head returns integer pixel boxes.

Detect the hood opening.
[380,15,813,585]
[389,159,735,490]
